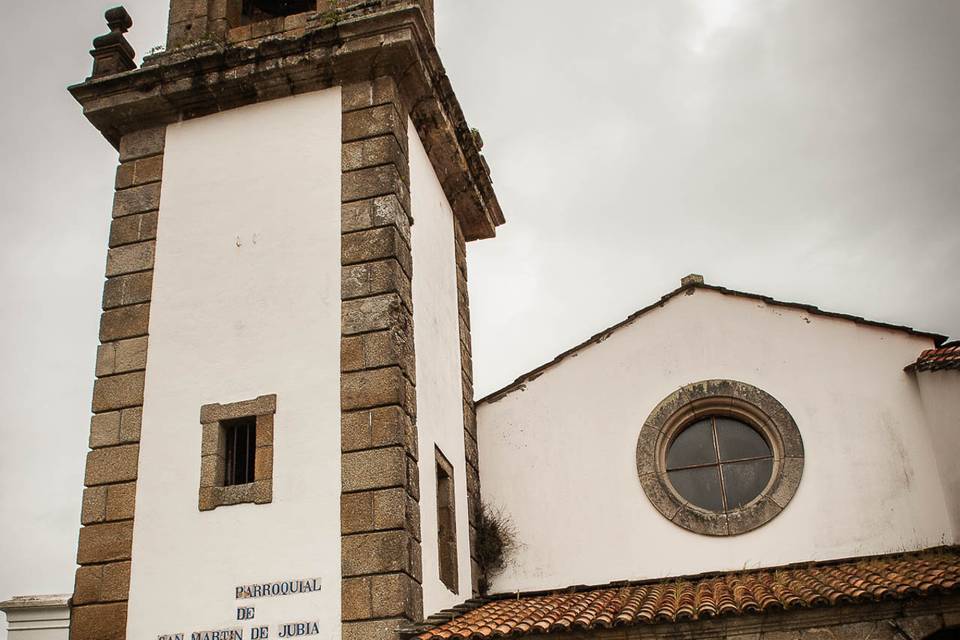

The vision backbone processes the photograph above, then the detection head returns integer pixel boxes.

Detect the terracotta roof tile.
[414,549,960,639]
[910,343,960,372]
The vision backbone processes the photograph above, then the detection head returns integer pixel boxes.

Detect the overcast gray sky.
[1,0,958,629]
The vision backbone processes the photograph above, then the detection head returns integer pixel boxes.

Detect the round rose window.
[666,416,773,513]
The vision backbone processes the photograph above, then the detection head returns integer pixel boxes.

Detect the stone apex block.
[119,127,166,162]
[342,447,408,493]
[106,241,155,277]
[92,371,146,413]
[76,521,134,564]
[113,183,161,218]
[84,444,140,486]
[70,600,127,640]
[200,394,277,423]
[99,303,150,342]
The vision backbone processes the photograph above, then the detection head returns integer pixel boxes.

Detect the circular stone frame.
[637,380,804,536]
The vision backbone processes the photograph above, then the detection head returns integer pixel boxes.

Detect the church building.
[2,2,959,640]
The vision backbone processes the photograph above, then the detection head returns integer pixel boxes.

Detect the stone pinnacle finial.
[105,6,134,33]
[89,6,136,79]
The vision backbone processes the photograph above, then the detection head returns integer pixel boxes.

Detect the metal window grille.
[223,416,257,486]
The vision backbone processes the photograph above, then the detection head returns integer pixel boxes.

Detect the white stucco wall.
[0,596,70,640]
[917,369,960,542]
[479,288,952,593]
[409,120,472,613]
[127,89,342,640]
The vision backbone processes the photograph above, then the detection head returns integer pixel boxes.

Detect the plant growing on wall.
[475,502,517,595]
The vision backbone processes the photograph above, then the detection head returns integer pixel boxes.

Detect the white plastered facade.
[409,119,473,613]
[478,287,954,593]
[126,89,343,640]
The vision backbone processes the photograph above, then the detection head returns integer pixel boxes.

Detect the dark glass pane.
[721,459,774,509]
[668,466,724,512]
[716,418,771,462]
[666,419,717,469]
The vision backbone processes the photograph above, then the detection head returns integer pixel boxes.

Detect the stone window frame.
[199,394,276,512]
[435,446,459,594]
[637,380,804,536]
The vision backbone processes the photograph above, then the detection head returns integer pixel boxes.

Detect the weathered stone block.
[341,530,413,577]
[341,406,417,458]
[342,195,410,240]
[342,259,412,309]
[76,521,134,564]
[80,486,107,525]
[73,565,102,605]
[342,227,411,276]
[119,126,166,162]
[100,303,150,342]
[102,271,154,310]
[113,183,161,218]
[342,136,406,174]
[342,618,407,640]
[85,445,139,486]
[92,372,146,413]
[342,165,408,205]
[119,407,142,443]
[70,601,127,640]
[342,448,407,493]
[342,78,402,113]
[114,336,149,373]
[132,155,163,185]
[342,104,405,149]
[109,211,158,248]
[105,482,137,521]
[341,576,373,621]
[341,367,408,411]
[341,330,413,377]
[106,241,155,277]
[89,411,121,449]
[100,561,132,602]
[341,294,404,336]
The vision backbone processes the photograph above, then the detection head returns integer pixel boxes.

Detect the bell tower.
[68,2,502,640]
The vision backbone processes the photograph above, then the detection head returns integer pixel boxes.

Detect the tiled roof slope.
[414,548,960,639]
[908,342,960,372]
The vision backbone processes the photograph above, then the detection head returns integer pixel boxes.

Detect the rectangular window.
[199,395,276,511]
[223,416,257,486]
[435,447,459,594]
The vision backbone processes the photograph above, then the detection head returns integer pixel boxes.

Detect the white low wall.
[0,596,70,640]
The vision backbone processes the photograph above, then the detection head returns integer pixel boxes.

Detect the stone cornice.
[69,5,504,240]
